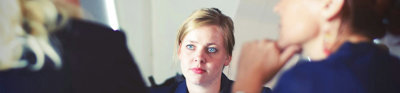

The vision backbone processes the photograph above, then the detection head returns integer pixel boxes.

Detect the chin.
[183,72,202,83]
[278,38,304,48]
[187,77,205,85]
[277,39,291,49]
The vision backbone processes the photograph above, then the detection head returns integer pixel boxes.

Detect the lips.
[191,68,206,74]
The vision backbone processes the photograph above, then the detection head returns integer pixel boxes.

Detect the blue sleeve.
[272,65,313,93]
[261,87,272,93]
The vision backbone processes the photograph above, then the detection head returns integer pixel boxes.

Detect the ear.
[177,43,182,58]
[224,56,232,66]
[321,0,345,21]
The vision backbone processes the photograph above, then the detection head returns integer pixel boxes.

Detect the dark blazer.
[150,73,271,93]
[273,42,400,93]
[0,19,148,93]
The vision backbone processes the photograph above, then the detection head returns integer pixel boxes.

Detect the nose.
[193,50,206,63]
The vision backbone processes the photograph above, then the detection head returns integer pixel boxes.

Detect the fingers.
[279,45,300,65]
[234,39,301,93]
[241,39,299,65]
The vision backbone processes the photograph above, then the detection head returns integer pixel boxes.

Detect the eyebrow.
[188,41,198,43]
[186,40,218,46]
[207,43,217,46]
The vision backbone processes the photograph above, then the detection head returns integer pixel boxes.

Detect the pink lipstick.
[191,68,205,74]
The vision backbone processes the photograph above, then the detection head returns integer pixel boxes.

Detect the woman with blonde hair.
[151,8,269,93]
[0,0,147,93]
[233,0,400,93]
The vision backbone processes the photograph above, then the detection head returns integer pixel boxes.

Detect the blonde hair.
[0,0,82,71]
[175,8,235,59]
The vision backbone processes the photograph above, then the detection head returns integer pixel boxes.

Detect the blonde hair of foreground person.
[0,0,83,71]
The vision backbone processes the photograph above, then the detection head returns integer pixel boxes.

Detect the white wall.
[80,0,109,26]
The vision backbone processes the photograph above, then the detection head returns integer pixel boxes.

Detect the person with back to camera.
[0,0,148,93]
[233,0,400,93]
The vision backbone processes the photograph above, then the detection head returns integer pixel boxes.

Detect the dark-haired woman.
[233,0,400,93]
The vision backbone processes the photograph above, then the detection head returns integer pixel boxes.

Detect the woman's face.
[274,0,322,48]
[178,25,231,85]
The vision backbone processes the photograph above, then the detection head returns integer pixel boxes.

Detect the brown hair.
[387,0,400,35]
[339,0,396,38]
[176,8,235,56]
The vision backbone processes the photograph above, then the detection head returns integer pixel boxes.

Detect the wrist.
[233,70,266,93]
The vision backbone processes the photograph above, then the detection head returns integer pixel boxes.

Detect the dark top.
[0,19,148,93]
[273,42,400,93]
[150,73,271,93]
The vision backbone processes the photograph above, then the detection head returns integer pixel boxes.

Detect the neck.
[301,31,370,61]
[301,33,327,61]
[186,75,221,93]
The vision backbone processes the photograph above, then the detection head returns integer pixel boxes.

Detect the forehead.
[182,25,225,45]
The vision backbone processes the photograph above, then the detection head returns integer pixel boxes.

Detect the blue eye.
[186,44,194,50]
[208,47,217,53]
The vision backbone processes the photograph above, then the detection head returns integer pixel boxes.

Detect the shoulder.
[55,19,127,47]
[54,19,148,93]
[220,73,272,93]
[68,19,120,34]
[150,75,185,93]
[273,43,400,93]
[279,62,330,80]
[53,19,131,56]
[272,63,319,93]
[273,62,362,93]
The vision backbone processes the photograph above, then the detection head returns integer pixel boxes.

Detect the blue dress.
[273,42,400,93]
